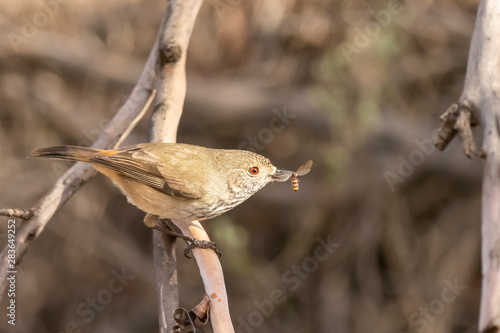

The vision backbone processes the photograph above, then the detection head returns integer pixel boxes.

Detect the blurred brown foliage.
[0,0,484,332]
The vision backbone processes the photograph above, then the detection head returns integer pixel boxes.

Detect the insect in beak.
[290,160,313,192]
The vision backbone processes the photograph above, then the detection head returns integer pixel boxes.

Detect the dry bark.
[434,1,500,331]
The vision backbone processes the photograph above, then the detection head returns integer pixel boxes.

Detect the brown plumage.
[31,143,295,223]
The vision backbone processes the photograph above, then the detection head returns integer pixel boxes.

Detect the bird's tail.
[31,145,104,162]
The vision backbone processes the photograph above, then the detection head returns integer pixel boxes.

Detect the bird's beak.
[271,168,293,182]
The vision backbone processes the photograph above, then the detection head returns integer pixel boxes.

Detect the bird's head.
[219,150,293,197]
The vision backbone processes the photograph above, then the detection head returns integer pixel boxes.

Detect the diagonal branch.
[0,18,160,302]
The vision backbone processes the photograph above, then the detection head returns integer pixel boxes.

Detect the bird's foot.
[152,223,221,259]
[184,238,221,259]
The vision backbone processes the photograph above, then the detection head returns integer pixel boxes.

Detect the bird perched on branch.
[32,143,310,255]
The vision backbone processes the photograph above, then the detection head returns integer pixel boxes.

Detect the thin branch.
[454,104,478,158]
[0,208,33,220]
[434,103,459,151]
[0,27,159,302]
[434,102,479,158]
[113,89,156,149]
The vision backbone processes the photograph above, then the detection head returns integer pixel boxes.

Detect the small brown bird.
[31,143,297,223]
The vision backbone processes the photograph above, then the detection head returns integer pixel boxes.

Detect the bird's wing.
[89,147,205,200]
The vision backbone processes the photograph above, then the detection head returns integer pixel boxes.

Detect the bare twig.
[114,89,156,149]
[0,208,33,220]
[434,103,459,151]
[434,102,479,158]
[454,104,478,158]
[174,295,210,332]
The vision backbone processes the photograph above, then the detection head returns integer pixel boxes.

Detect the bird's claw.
[184,238,222,259]
[152,222,222,259]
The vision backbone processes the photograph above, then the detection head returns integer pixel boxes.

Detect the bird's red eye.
[249,167,259,175]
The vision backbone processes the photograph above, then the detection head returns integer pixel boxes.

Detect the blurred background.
[0,0,485,332]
